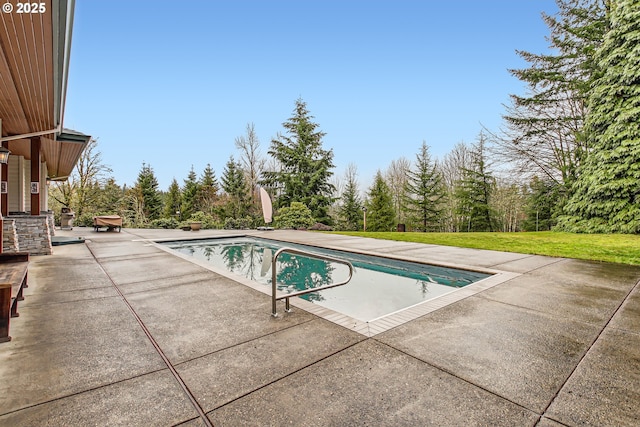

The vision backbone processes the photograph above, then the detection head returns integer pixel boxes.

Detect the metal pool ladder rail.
[271,247,354,317]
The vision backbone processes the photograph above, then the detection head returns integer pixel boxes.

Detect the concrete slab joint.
[1,228,639,426]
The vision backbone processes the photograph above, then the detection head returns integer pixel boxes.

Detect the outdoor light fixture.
[0,146,10,164]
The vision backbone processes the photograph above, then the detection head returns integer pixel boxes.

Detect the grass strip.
[325,231,640,266]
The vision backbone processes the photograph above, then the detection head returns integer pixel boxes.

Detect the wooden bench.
[0,253,29,343]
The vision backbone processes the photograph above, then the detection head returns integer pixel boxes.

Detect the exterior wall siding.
[40,161,48,212]
[23,159,30,212]
[8,156,24,212]
[4,155,54,255]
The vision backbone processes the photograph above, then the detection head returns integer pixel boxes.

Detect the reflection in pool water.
[166,237,490,322]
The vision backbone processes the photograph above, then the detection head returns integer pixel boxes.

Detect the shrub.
[223,216,254,229]
[274,202,315,229]
[188,211,217,229]
[75,212,97,227]
[149,217,179,229]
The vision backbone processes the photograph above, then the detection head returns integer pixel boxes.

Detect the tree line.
[45,103,557,233]
[50,0,639,234]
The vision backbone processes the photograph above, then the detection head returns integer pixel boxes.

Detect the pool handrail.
[271,247,354,317]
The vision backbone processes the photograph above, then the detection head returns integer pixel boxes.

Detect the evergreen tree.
[558,0,640,233]
[456,133,495,232]
[197,164,219,215]
[274,202,315,229]
[522,176,560,231]
[95,178,124,215]
[404,141,445,231]
[337,164,362,231]
[180,167,201,220]
[163,178,182,219]
[221,156,250,218]
[134,163,162,221]
[261,98,335,224]
[365,171,395,232]
[496,0,608,193]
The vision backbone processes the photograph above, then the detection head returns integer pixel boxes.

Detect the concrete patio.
[0,227,638,426]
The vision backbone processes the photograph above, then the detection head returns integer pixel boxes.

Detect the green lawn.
[326,231,640,266]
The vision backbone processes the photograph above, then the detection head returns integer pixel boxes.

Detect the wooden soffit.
[0,6,55,137]
[0,1,90,181]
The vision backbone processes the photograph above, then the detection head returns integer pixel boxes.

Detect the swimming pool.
[164,237,490,322]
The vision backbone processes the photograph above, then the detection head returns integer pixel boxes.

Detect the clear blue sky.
[64,0,558,191]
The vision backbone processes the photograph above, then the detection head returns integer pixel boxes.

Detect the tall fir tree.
[163,178,182,219]
[404,141,445,232]
[558,0,640,233]
[456,133,495,232]
[365,171,396,232]
[180,166,200,220]
[221,156,250,219]
[134,163,162,222]
[337,164,362,231]
[497,0,608,196]
[261,98,335,224]
[197,164,219,215]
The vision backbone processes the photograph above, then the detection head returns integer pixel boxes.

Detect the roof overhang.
[0,0,88,181]
[48,128,91,180]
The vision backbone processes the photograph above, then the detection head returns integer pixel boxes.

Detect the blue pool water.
[165,237,489,322]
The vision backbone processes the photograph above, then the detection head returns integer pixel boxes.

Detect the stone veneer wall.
[44,211,55,237]
[2,219,19,252]
[8,215,52,255]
